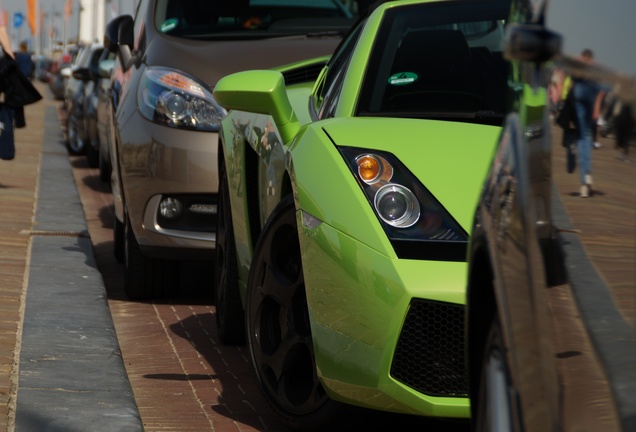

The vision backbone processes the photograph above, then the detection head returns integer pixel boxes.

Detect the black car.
[64,44,104,155]
[465,0,636,431]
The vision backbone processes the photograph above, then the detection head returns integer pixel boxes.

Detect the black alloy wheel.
[214,158,245,344]
[245,194,343,431]
[66,112,85,155]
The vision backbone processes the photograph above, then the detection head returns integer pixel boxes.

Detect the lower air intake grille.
[390,299,467,397]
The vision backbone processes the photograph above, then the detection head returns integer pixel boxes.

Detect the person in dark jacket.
[15,41,34,79]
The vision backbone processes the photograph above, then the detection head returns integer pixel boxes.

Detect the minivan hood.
[144,34,341,88]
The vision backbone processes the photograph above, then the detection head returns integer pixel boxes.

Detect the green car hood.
[321,117,500,232]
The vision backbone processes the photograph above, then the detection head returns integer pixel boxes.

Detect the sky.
[547,0,636,76]
[1,0,137,51]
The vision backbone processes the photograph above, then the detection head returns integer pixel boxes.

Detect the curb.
[14,105,143,432]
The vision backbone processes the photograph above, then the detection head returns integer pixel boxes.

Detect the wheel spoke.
[248,196,332,418]
[256,324,322,412]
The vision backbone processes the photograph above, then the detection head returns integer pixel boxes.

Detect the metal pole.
[77,0,81,45]
[35,0,41,56]
[63,7,67,53]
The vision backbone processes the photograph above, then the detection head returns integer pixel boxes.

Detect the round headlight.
[374,184,420,228]
[159,91,188,121]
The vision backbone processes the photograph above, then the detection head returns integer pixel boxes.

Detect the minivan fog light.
[160,197,183,219]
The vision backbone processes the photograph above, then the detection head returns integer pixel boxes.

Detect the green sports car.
[213,0,510,429]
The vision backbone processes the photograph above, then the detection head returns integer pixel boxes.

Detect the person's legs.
[573,82,595,195]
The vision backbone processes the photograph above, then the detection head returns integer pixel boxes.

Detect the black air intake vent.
[282,63,325,86]
[390,299,467,397]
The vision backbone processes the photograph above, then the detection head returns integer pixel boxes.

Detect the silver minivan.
[104,0,361,299]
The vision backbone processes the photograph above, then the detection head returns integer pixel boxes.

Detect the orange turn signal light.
[357,154,381,183]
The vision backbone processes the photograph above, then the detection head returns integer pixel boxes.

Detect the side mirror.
[213,70,300,144]
[72,67,91,81]
[504,23,562,64]
[104,15,134,70]
[98,59,115,78]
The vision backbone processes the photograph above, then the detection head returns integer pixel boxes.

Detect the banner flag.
[26,0,37,35]
[64,0,73,20]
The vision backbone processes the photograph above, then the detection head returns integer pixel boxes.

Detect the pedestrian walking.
[572,49,604,197]
[15,41,34,79]
[0,2,42,160]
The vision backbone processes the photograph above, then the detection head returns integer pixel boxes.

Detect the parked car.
[103,0,360,299]
[34,56,52,82]
[465,0,636,431]
[64,44,105,155]
[48,59,69,100]
[96,52,116,180]
[212,0,511,428]
[84,50,116,168]
[48,49,80,100]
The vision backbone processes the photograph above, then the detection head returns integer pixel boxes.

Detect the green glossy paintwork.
[214,70,300,143]
[299,212,469,415]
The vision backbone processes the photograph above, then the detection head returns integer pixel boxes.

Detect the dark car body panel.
[466,0,636,431]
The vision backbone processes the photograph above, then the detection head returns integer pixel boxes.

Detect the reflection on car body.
[466,0,636,431]
[103,0,360,299]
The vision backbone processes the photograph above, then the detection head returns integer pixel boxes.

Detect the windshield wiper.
[306,30,346,38]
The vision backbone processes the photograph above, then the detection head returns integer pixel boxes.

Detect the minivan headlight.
[137,66,226,131]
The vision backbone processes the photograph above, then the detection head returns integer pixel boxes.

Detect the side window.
[316,21,365,119]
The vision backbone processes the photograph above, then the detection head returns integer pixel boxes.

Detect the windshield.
[155,0,360,39]
[357,0,511,123]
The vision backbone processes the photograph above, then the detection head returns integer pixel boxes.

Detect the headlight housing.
[340,147,468,261]
[137,66,226,131]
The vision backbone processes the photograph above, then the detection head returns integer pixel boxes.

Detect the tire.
[474,315,518,432]
[99,149,111,183]
[113,214,124,263]
[245,195,343,431]
[214,160,245,345]
[86,141,99,168]
[66,112,85,155]
[123,214,179,300]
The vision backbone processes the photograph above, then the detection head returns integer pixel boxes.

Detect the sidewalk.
[0,83,142,432]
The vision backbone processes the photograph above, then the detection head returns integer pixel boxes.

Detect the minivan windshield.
[155,0,359,39]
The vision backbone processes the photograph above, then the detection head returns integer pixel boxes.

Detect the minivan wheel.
[214,159,245,345]
[245,195,343,431]
[86,142,99,168]
[123,215,178,300]
[99,150,111,183]
[113,214,124,263]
